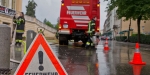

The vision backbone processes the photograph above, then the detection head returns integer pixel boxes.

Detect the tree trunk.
[128,18,131,42]
[137,16,142,43]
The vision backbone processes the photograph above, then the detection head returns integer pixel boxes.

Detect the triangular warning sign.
[14,34,68,75]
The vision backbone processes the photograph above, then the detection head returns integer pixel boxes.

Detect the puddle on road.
[10,41,150,75]
[101,41,150,75]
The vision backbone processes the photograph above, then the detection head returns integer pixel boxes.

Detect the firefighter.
[85,17,97,49]
[13,12,25,46]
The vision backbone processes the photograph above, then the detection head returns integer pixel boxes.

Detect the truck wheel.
[74,38,78,43]
[59,34,68,45]
[59,40,63,45]
[64,39,68,45]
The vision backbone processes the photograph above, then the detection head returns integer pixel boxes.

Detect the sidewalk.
[116,41,150,47]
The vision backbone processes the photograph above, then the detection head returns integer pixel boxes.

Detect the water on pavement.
[10,40,150,75]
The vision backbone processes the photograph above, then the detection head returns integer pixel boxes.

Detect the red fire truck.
[58,0,100,45]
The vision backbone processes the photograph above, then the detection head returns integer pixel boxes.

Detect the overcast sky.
[22,0,107,30]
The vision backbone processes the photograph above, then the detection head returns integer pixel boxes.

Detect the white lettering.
[67,11,86,15]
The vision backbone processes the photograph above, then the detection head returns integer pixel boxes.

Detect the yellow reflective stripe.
[88,22,91,32]
[91,23,95,25]
[92,29,95,31]
[19,40,22,42]
[86,42,90,45]
[91,43,93,46]
[16,30,24,33]
[16,40,19,42]
[19,18,24,22]
[87,31,92,33]
[22,41,26,54]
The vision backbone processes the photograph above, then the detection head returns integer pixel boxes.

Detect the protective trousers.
[15,30,24,46]
[85,34,94,48]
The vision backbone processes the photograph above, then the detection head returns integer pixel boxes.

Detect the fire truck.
[58,0,100,45]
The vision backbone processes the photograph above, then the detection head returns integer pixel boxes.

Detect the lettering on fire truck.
[67,11,86,15]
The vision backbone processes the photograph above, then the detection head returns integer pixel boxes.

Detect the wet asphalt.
[10,40,150,75]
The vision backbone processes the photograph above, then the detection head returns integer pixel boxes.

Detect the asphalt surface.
[10,40,150,75]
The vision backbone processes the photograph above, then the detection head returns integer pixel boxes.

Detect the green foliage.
[43,18,59,30]
[105,0,150,20]
[26,0,37,17]
[54,22,59,30]
[43,18,47,24]
[129,35,150,44]
[116,34,150,44]
[116,36,127,41]
[105,0,150,42]
[43,18,54,28]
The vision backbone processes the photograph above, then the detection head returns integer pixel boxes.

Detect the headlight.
[63,24,68,28]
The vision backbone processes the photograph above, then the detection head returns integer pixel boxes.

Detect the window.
[0,0,2,5]
[3,22,10,25]
[1,0,5,6]
[12,0,15,9]
[1,0,9,7]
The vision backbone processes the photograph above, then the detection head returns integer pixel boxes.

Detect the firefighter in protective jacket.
[85,17,96,48]
[13,12,25,46]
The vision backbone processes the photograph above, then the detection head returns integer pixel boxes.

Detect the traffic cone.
[132,65,143,75]
[104,43,109,50]
[129,43,146,65]
[104,38,108,44]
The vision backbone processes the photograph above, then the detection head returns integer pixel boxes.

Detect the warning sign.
[14,34,68,75]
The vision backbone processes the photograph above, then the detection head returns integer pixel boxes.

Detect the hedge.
[116,34,150,44]
[116,36,127,41]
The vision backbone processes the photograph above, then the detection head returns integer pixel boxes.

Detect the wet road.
[10,40,150,75]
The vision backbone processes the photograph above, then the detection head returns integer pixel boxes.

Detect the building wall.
[15,0,22,12]
[121,17,145,35]
[144,20,150,34]
[0,0,22,12]
[24,21,55,38]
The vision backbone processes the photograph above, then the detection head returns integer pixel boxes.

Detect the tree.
[26,0,37,17]
[105,0,150,43]
[45,21,54,28]
[43,19,54,28]
[43,18,47,24]
[54,22,59,30]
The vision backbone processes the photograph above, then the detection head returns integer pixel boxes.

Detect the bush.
[116,36,127,41]
[129,34,150,44]
[116,34,150,44]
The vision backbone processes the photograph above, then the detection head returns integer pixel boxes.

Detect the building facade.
[103,6,150,38]
[103,7,116,38]
[0,0,22,12]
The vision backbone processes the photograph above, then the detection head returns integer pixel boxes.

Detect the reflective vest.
[87,20,96,33]
[13,16,25,33]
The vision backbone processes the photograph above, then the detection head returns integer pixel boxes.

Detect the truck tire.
[59,40,63,45]
[64,39,68,45]
[59,34,68,45]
